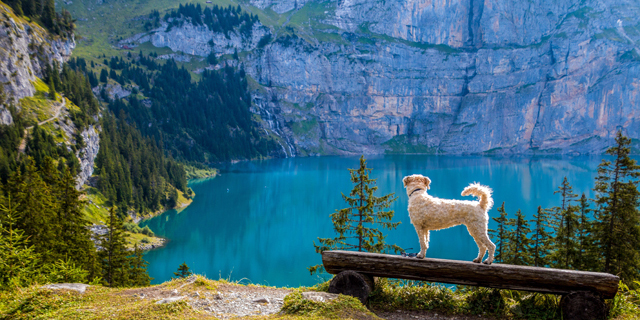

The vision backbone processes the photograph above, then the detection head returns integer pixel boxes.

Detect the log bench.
[322,250,620,320]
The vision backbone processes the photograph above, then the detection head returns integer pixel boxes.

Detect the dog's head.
[402,174,431,192]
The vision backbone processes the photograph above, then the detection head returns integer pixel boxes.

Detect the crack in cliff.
[436,61,476,153]
[466,0,484,48]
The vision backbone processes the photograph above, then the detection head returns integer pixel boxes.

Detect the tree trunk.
[328,270,374,304]
[560,291,607,320]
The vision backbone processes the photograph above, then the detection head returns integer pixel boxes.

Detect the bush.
[141,226,155,237]
[124,222,142,234]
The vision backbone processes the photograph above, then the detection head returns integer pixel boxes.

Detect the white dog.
[402,174,496,264]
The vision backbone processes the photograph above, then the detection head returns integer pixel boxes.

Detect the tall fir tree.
[310,156,402,274]
[592,131,640,281]
[129,245,152,286]
[505,209,532,265]
[531,206,552,267]
[549,177,580,269]
[575,193,597,271]
[99,207,130,287]
[488,202,509,263]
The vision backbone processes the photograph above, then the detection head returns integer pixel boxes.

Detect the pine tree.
[56,167,97,276]
[310,156,402,274]
[100,69,108,83]
[549,177,580,269]
[531,206,551,267]
[592,131,640,281]
[42,0,56,29]
[575,194,597,271]
[48,75,56,100]
[99,207,129,287]
[488,202,509,263]
[173,262,192,279]
[129,245,152,286]
[505,209,532,265]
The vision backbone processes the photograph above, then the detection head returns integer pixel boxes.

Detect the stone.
[301,291,339,303]
[252,297,270,304]
[41,283,90,294]
[155,296,185,304]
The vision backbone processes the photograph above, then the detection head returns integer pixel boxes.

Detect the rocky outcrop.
[76,125,100,188]
[0,5,75,124]
[124,21,270,57]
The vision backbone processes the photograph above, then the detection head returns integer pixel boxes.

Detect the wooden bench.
[322,250,619,320]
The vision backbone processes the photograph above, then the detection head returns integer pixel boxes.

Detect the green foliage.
[5,0,74,37]
[42,258,89,284]
[530,206,551,267]
[129,245,152,286]
[94,112,186,215]
[609,281,640,318]
[549,177,581,269]
[99,207,130,287]
[489,202,508,263]
[0,199,41,290]
[310,156,402,274]
[592,131,640,282]
[281,290,373,318]
[505,209,532,266]
[173,262,192,279]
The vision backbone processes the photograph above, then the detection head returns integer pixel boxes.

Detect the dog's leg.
[481,233,497,265]
[416,228,429,259]
[467,225,486,263]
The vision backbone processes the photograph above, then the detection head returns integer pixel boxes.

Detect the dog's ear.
[402,176,413,187]
[422,176,431,190]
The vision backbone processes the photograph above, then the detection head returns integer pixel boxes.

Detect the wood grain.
[322,250,619,299]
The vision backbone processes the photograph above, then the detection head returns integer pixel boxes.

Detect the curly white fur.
[402,174,496,264]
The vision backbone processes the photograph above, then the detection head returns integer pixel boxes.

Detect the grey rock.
[301,291,339,302]
[76,125,100,188]
[253,297,270,303]
[41,283,90,293]
[155,296,185,304]
[0,12,75,124]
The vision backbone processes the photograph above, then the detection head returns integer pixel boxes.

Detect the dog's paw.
[483,260,493,265]
[472,258,481,263]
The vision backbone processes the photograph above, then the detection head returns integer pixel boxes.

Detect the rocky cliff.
[131,0,640,155]
[0,4,75,125]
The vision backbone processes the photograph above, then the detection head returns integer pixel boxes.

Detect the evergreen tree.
[48,75,56,100]
[310,156,402,274]
[592,131,640,281]
[488,202,508,263]
[0,195,41,289]
[56,167,98,277]
[42,0,56,29]
[129,245,152,286]
[173,262,192,279]
[549,177,580,269]
[100,69,108,83]
[99,207,129,287]
[505,209,532,265]
[530,206,551,267]
[575,193,597,271]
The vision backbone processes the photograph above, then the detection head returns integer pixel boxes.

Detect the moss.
[281,291,378,319]
[289,117,318,136]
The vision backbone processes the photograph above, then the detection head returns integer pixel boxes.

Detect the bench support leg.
[328,270,374,304]
[560,291,606,320]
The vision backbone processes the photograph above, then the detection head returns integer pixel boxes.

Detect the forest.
[3,0,73,36]
[164,3,259,36]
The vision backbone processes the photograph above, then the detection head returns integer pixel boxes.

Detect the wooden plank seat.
[322,250,619,320]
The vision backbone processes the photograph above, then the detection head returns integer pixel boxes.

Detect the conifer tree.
[531,206,551,267]
[42,0,56,29]
[48,75,56,100]
[505,209,532,265]
[173,262,192,279]
[310,156,402,274]
[99,207,129,287]
[575,193,596,271]
[549,177,580,269]
[488,202,509,263]
[592,131,640,281]
[130,245,152,286]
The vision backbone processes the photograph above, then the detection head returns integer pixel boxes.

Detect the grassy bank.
[1,275,638,319]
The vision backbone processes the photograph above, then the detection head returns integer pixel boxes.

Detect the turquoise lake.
[140,155,609,287]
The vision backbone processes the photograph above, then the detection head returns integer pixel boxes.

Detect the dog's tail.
[461,183,494,212]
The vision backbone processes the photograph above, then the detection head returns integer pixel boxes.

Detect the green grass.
[289,117,318,136]
[19,78,61,125]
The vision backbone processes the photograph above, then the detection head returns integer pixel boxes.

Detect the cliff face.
[135,0,640,155]
[0,5,75,124]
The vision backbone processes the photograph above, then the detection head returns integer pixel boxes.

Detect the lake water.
[140,155,608,287]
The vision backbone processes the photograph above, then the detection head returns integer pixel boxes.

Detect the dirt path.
[18,96,66,153]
